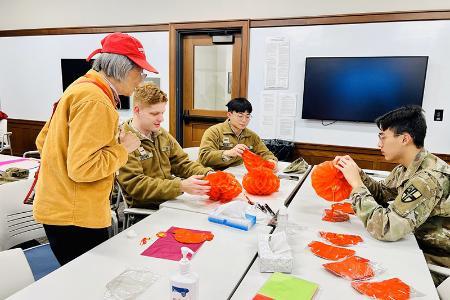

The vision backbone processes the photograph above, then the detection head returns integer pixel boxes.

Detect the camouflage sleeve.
[351,171,440,241]
[360,170,397,205]
[168,134,213,178]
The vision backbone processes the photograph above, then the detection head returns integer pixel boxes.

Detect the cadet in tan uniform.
[199,98,277,170]
[334,106,450,285]
[118,83,212,209]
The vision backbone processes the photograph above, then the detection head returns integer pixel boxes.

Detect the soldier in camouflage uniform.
[118,83,213,210]
[334,106,450,286]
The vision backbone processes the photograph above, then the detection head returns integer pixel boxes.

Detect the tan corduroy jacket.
[33,70,128,228]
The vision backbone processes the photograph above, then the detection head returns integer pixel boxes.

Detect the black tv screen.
[301,56,428,122]
[60,59,130,109]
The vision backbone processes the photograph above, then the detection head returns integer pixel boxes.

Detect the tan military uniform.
[199,120,277,170]
[351,150,450,269]
[117,119,213,209]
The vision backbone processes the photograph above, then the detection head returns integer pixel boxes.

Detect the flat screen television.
[301,56,428,122]
[60,59,130,109]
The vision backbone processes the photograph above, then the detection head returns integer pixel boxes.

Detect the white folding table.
[0,154,43,251]
[6,207,271,300]
[230,168,439,299]
[161,162,311,215]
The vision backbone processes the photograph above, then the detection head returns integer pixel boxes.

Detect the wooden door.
[182,33,244,147]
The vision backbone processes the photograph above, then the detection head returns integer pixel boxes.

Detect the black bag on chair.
[262,139,295,161]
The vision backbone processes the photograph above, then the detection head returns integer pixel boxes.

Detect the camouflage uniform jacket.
[351,149,450,267]
[0,167,30,185]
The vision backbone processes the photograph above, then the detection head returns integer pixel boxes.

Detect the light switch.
[434,109,443,121]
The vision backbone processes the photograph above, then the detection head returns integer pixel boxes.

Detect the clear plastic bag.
[322,209,350,222]
[330,202,355,215]
[351,277,424,299]
[319,231,363,247]
[323,256,385,281]
[307,241,355,261]
[104,268,160,300]
[284,222,307,235]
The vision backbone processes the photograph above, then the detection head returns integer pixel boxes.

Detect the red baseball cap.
[86,32,158,74]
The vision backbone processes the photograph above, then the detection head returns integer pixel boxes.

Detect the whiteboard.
[247,20,450,154]
[0,31,170,128]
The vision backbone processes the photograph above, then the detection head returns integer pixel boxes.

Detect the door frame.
[169,20,250,143]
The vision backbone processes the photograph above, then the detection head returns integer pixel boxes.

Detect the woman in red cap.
[33,32,158,265]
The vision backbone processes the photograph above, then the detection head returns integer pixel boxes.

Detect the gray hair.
[92,53,136,81]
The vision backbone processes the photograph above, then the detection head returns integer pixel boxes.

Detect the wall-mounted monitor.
[301,56,428,122]
[61,59,130,109]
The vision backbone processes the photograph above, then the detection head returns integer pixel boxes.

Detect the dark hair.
[226,98,253,114]
[375,105,427,148]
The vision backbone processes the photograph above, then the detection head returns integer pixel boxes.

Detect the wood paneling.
[294,142,450,171]
[184,122,214,146]
[0,24,169,37]
[7,119,45,156]
[2,10,450,38]
[250,10,450,28]
[7,118,450,170]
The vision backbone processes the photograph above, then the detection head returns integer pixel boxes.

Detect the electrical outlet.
[434,109,443,121]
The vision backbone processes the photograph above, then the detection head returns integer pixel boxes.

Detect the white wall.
[0,32,170,128]
[247,21,450,154]
[1,0,450,30]
[1,18,449,154]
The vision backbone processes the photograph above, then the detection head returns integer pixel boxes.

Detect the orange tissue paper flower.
[243,167,280,196]
[311,161,352,202]
[205,171,242,203]
[242,149,275,171]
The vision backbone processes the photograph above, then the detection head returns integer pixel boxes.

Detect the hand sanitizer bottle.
[170,247,199,300]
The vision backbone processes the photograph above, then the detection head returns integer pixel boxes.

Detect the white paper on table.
[278,93,297,117]
[277,117,295,140]
[264,37,290,89]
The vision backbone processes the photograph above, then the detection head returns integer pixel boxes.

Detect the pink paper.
[141,226,211,261]
[0,158,29,167]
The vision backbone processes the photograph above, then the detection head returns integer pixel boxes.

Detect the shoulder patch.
[401,185,423,203]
